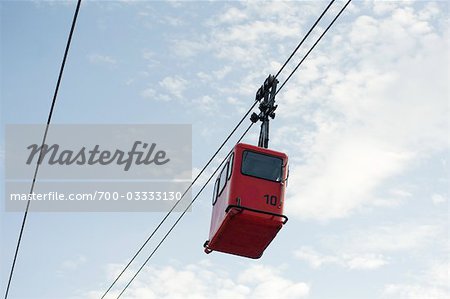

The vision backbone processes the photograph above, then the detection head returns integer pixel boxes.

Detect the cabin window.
[241,150,283,182]
[227,153,234,180]
[218,162,228,196]
[212,178,219,205]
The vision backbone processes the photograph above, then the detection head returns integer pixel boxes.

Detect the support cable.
[101,0,350,297]
[114,0,352,295]
[116,123,254,299]
[277,0,352,94]
[274,0,335,79]
[99,1,337,297]
[99,101,258,299]
[3,1,82,299]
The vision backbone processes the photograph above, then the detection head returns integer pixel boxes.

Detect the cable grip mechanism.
[250,74,279,148]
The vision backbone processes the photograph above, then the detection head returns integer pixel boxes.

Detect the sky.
[1,0,449,299]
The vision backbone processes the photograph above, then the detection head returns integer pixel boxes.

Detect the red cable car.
[203,74,289,259]
[203,143,288,259]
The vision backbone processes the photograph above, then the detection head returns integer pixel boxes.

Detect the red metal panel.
[207,209,284,259]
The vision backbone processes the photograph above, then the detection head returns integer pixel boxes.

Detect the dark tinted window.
[218,163,228,195]
[212,178,219,205]
[227,153,234,180]
[241,151,283,182]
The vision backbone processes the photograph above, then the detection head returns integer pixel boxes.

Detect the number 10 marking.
[264,194,278,206]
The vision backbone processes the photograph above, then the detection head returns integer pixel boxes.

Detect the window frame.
[217,162,229,197]
[212,178,219,205]
[227,153,234,181]
[240,150,283,183]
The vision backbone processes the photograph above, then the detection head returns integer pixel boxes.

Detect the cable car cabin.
[204,143,288,259]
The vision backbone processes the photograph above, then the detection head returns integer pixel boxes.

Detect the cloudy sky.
[1,1,448,299]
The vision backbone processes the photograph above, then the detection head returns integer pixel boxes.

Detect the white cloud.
[432,193,447,205]
[338,223,442,253]
[388,189,412,198]
[60,255,87,272]
[294,246,388,270]
[194,95,219,114]
[279,2,449,221]
[372,188,412,207]
[159,75,188,99]
[383,262,450,299]
[142,50,155,60]
[161,15,184,27]
[286,133,413,220]
[165,0,182,9]
[213,66,232,80]
[383,283,449,299]
[346,254,388,270]
[140,87,156,99]
[88,53,117,66]
[32,0,78,8]
[293,246,340,269]
[171,39,207,58]
[427,263,449,289]
[226,97,239,105]
[215,6,248,24]
[170,1,318,69]
[372,1,400,16]
[141,49,160,68]
[294,220,446,273]
[197,71,212,82]
[86,261,309,299]
[215,21,299,45]
[195,66,232,85]
[237,265,310,299]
